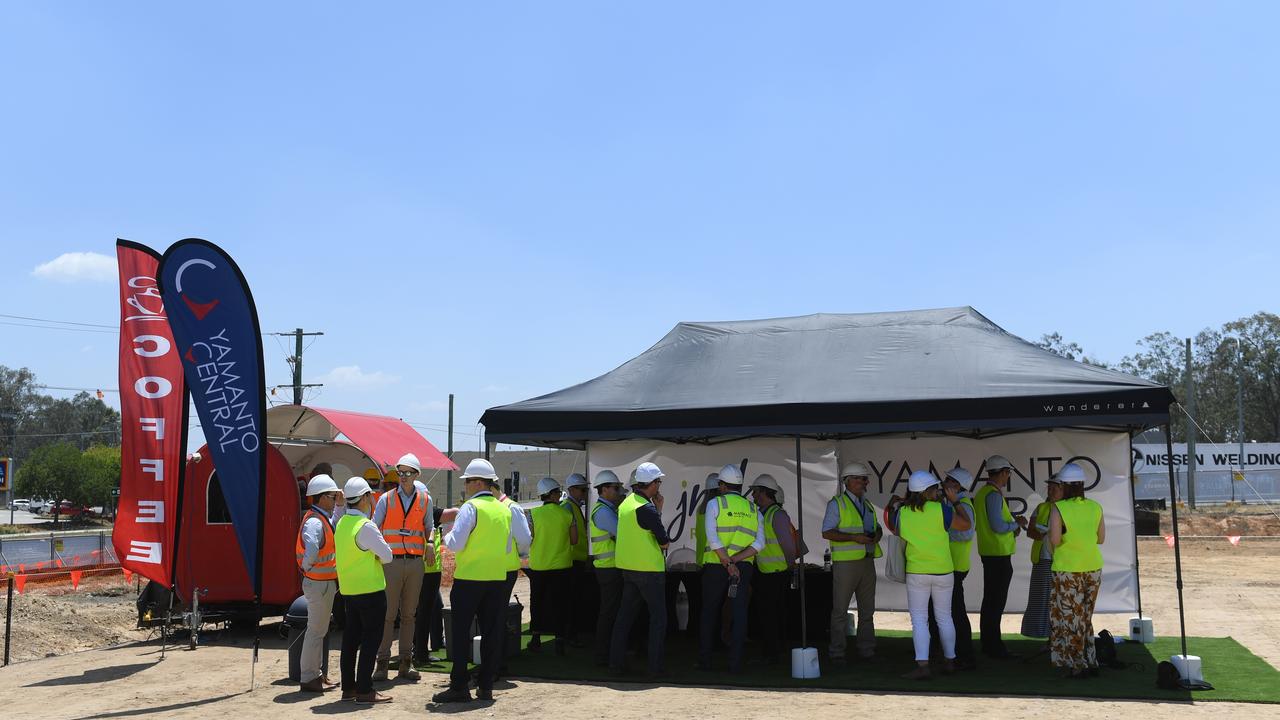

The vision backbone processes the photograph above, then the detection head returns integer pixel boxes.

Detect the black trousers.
[610,570,666,674]
[569,560,597,637]
[340,590,386,695]
[980,556,1013,655]
[749,569,791,661]
[594,567,623,664]
[448,579,508,692]
[700,562,754,671]
[527,567,572,640]
[664,569,703,637]
[413,571,444,661]
[928,569,974,660]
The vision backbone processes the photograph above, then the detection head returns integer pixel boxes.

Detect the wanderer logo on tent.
[1040,399,1150,414]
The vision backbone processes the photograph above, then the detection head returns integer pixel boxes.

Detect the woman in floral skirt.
[1047,462,1106,678]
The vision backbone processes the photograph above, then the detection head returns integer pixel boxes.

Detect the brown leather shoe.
[320,675,340,690]
[299,677,325,693]
[341,690,356,702]
[355,691,392,704]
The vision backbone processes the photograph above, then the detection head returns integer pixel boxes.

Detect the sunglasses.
[396,469,419,478]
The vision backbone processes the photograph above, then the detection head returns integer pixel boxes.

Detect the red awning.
[303,406,457,472]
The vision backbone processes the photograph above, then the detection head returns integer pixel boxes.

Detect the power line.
[0,320,117,335]
[0,313,115,329]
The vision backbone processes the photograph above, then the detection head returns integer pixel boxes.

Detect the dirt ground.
[1158,505,1280,536]
[0,539,1277,719]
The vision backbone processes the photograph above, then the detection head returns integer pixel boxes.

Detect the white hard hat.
[717,463,744,485]
[396,453,422,472]
[748,474,784,505]
[306,474,340,497]
[840,462,870,479]
[944,467,973,486]
[343,477,375,500]
[633,462,665,486]
[460,458,499,480]
[593,469,621,488]
[705,472,720,484]
[908,470,940,493]
[985,455,1013,473]
[564,473,588,489]
[536,477,561,497]
[1056,462,1087,484]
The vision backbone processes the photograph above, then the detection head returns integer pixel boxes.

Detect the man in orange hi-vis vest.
[371,453,433,681]
[296,474,343,693]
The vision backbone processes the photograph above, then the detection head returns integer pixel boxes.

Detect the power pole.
[1185,338,1196,511]
[447,393,454,506]
[269,329,323,404]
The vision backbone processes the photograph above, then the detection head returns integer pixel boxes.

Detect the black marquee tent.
[481,307,1175,447]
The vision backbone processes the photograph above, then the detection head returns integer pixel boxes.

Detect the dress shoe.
[901,664,932,681]
[432,687,473,703]
[341,690,356,702]
[397,664,421,681]
[299,677,325,693]
[355,691,392,704]
[320,675,340,690]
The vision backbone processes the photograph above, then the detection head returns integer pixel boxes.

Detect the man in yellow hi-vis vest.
[608,462,671,677]
[697,463,765,674]
[822,461,884,664]
[974,454,1028,659]
[335,477,394,704]
[431,459,531,705]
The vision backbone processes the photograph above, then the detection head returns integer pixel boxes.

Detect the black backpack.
[1156,660,1181,689]
[1095,629,1124,670]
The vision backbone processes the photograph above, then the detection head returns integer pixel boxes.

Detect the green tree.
[13,442,84,522]
[80,444,121,509]
[1034,332,1110,368]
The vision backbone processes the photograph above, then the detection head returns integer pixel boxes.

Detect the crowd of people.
[292,451,1107,705]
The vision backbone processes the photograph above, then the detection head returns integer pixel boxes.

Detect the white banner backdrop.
[588,429,1137,615]
[586,439,838,571]
[838,429,1137,613]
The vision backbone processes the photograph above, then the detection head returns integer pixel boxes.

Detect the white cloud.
[317,365,401,388]
[31,251,117,282]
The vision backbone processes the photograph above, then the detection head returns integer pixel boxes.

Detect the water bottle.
[823,548,832,571]
[727,576,740,598]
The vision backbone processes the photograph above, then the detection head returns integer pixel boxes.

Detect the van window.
[207,472,233,524]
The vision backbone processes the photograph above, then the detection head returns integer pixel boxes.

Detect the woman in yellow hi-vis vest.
[887,470,972,680]
[1021,474,1065,640]
[432,459,531,705]
[748,474,800,665]
[697,463,765,674]
[527,477,578,654]
[1047,462,1106,678]
[335,477,394,704]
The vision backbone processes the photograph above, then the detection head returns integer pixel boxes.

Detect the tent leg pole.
[795,436,806,649]
[1165,427,1189,661]
[1127,433,1143,620]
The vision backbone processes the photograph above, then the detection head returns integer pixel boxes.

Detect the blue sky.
[3,2,1278,451]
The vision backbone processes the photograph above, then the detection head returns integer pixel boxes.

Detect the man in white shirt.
[697,464,766,674]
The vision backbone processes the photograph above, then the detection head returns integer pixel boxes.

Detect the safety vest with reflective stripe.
[500,496,523,571]
[1051,498,1104,573]
[757,504,789,574]
[530,502,574,571]
[455,495,514,581]
[380,488,428,557]
[701,493,759,566]
[335,514,386,595]
[899,501,953,575]
[830,493,883,562]
[590,501,618,569]
[1029,502,1052,565]
[616,493,664,572]
[423,525,443,574]
[949,496,975,573]
[295,509,337,581]
[974,484,1016,557]
[561,498,588,563]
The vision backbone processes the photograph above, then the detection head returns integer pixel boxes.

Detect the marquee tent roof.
[481,307,1174,448]
[266,405,457,471]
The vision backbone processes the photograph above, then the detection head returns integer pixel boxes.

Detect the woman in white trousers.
[887,470,972,680]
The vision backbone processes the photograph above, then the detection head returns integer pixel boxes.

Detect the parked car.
[10,498,29,511]
[53,501,98,519]
[29,498,51,514]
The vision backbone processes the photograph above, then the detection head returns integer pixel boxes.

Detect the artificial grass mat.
[411,629,1280,704]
